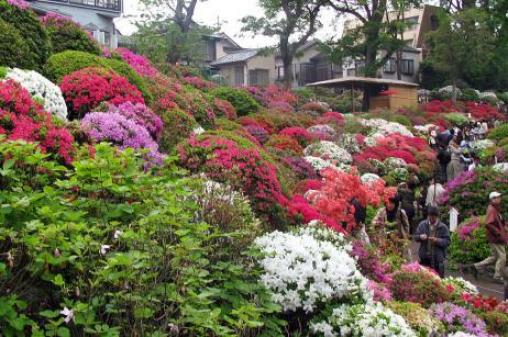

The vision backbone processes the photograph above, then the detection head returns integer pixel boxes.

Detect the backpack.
[437,147,451,165]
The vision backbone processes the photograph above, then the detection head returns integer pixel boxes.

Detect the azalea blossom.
[113,230,123,240]
[100,245,111,255]
[60,307,74,324]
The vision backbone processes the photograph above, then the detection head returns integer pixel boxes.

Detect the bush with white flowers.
[308,124,337,138]
[304,156,351,173]
[361,173,382,185]
[441,276,479,295]
[384,157,408,169]
[493,162,508,173]
[311,302,417,337]
[3,68,67,120]
[338,133,362,154]
[360,118,413,137]
[447,333,477,337]
[254,227,370,313]
[304,141,353,165]
[471,139,495,151]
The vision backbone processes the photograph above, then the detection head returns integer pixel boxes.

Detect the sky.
[115,0,343,48]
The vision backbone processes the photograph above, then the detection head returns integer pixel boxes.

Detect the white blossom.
[493,162,508,173]
[113,230,123,240]
[4,68,67,120]
[60,307,74,324]
[192,126,205,135]
[361,173,382,185]
[304,141,353,164]
[303,156,350,173]
[442,276,479,295]
[311,302,416,337]
[471,139,495,151]
[254,229,370,313]
[359,118,413,137]
[384,157,408,169]
[447,333,477,337]
[100,244,111,255]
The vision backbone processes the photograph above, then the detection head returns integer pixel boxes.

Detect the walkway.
[448,269,504,300]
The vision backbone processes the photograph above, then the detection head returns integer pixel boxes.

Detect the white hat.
[489,191,502,200]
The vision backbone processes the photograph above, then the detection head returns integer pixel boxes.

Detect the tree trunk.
[396,49,402,80]
[362,44,377,111]
[283,56,294,89]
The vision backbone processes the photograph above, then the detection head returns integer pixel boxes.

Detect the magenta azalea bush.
[114,48,158,77]
[81,112,163,164]
[107,102,163,141]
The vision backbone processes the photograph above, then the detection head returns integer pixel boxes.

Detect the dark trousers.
[420,256,445,278]
[439,163,448,182]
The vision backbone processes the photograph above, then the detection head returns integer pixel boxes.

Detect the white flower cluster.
[192,125,206,135]
[414,124,438,134]
[304,141,353,165]
[304,156,350,173]
[308,124,337,138]
[254,229,369,313]
[493,162,508,173]
[384,157,408,169]
[4,68,67,120]
[338,133,362,154]
[361,173,382,185]
[442,276,479,295]
[360,118,413,137]
[311,302,416,337]
[471,139,495,151]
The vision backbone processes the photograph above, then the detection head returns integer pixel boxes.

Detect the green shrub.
[0,140,284,336]
[0,19,32,69]
[481,311,508,337]
[43,17,101,55]
[449,228,491,265]
[158,108,197,152]
[211,86,260,116]
[443,112,470,126]
[45,51,152,102]
[488,123,508,141]
[497,92,508,103]
[386,301,443,337]
[0,0,50,70]
[460,88,480,101]
[499,138,508,147]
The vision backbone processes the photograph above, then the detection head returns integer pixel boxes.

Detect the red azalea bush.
[306,168,386,232]
[466,101,504,121]
[213,98,237,120]
[315,111,345,127]
[177,134,288,219]
[265,134,303,156]
[286,195,342,232]
[60,67,144,119]
[237,116,276,134]
[422,100,458,114]
[292,179,323,195]
[0,80,74,163]
[389,267,451,308]
[462,293,500,312]
[183,76,215,90]
[279,127,314,147]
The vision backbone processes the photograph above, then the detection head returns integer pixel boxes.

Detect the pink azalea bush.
[114,48,158,77]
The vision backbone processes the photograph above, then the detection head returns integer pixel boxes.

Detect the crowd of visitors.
[353,121,508,299]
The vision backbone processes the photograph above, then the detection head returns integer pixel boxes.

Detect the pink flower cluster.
[183,76,215,90]
[40,12,79,28]
[107,102,163,140]
[114,48,158,77]
[0,80,74,163]
[6,0,28,9]
[213,98,237,120]
[60,67,144,117]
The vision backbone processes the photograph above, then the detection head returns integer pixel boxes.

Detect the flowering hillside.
[0,2,507,335]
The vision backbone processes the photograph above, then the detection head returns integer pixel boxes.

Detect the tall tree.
[135,0,208,63]
[425,9,497,98]
[325,0,420,110]
[241,0,325,88]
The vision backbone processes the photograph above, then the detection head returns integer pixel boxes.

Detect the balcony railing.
[39,0,121,12]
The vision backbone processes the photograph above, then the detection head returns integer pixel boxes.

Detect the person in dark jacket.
[413,206,451,277]
[473,191,508,282]
[351,197,369,244]
[437,146,451,183]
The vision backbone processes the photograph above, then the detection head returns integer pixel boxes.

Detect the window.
[383,58,396,73]
[404,16,419,30]
[249,69,269,86]
[401,59,414,76]
[234,66,244,86]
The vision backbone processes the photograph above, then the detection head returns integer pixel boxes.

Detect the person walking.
[372,196,412,261]
[425,177,446,208]
[398,181,417,234]
[447,137,464,181]
[472,192,508,283]
[437,145,451,183]
[351,197,370,245]
[413,206,450,278]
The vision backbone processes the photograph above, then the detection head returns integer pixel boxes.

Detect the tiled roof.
[210,49,258,66]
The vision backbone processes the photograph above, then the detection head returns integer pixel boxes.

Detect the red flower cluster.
[462,293,499,312]
[423,100,458,114]
[238,116,276,134]
[183,76,215,90]
[279,127,314,147]
[60,67,144,118]
[265,135,303,156]
[213,98,237,120]
[307,168,386,232]
[315,111,345,127]
[178,134,288,215]
[466,102,504,121]
[287,195,343,232]
[0,80,74,163]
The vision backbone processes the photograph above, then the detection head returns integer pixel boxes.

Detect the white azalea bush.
[441,276,479,295]
[2,68,67,120]
[304,156,351,173]
[311,302,417,337]
[361,173,382,185]
[254,227,370,313]
[471,139,495,151]
[493,162,508,173]
[360,118,413,137]
[384,157,408,169]
[304,141,353,165]
[338,133,362,154]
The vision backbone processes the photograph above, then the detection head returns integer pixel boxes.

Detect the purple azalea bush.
[107,102,163,141]
[243,124,269,144]
[283,157,319,179]
[81,112,163,165]
[430,302,497,337]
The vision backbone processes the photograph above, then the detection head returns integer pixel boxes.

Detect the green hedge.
[0,0,50,70]
[0,18,32,69]
[44,19,101,55]
[45,51,152,102]
[488,123,508,142]
[211,87,260,116]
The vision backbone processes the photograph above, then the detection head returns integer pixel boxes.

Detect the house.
[341,4,441,83]
[275,40,342,88]
[27,0,123,48]
[202,33,243,64]
[209,47,277,87]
